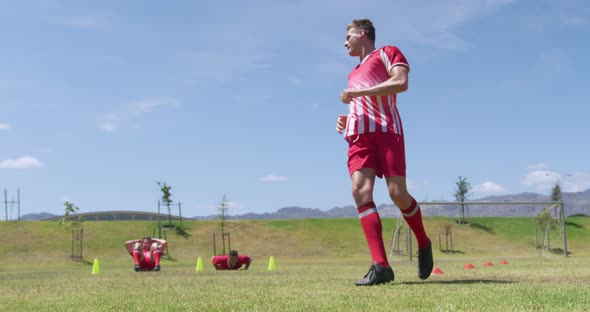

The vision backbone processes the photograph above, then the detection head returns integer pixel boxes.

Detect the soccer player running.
[336,18,433,286]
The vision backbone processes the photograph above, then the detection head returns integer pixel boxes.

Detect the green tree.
[60,201,84,228]
[551,183,562,218]
[534,207,560,250]
[155,181,190,239]
[156,181,173,225]
[454,176,471,224]
[218,194,230,254]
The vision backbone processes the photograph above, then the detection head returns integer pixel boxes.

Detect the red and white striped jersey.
[344,46,409,139]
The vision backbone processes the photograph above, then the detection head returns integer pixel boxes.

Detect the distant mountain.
[417,190,590,217]
[20,212,59,221]
[16,190,590,221]
[192,189,590,220]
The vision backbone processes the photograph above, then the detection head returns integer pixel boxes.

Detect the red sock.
[401,198,430,249]
[358,202,389,267]
[132,250,141,265]
[153,251,161,266]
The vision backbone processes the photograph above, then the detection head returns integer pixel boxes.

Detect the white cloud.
[98,98,179,132]
[176,47,273,83]
[98,113,119,133]
[288,76,304,87]
[55,16,110,30]
[132,98,178,115]
[472,181,506,194]
[259,174,288,183]
[0,123,11,130]
[313,62,350,77]
[527,162,549,170]
[561,172,590,193]
[0,156,45,169]
[522,170,559,192]
[0,79,32,90]
[522,170,590,193]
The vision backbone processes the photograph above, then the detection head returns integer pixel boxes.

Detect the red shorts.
[139,257,156,271]
[133,249,159,271]
[347,132,406,178]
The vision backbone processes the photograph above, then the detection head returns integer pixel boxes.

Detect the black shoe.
[134,265,140,272]
[355,263,394,286]
[418,239,434,280]
[154,265,161,271]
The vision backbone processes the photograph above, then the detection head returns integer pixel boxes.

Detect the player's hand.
[336,114,347,134]
[340,89,353,104]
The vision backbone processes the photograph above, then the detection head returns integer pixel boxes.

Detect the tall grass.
[1,217,589,310]
[1,258,589,311]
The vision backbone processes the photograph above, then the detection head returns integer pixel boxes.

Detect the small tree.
[156,181,173,225]
[217,194,231,254]
[60,201,84,228]
[454,176,471,224]
[155,181,190,239]
[60,201,85,261]
[551,183,562,218]
[534,207,560,250]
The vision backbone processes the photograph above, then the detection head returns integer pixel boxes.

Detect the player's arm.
[124,239,141,253]
[340,65,408,103]
[152,238,167,251]
[336,114,347,134]
[211,256,221,270]
[242,256,252,270]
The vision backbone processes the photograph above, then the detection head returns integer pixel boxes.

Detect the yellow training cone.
[268,256,275,271]
[196,257,203,272]
[91,258,100,275]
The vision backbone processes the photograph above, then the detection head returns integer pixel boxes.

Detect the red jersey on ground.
[344,46,409,139]
[211,255,251,270]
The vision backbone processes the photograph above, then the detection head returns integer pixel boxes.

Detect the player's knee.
[351,184,371,200]
[390,191,412,208]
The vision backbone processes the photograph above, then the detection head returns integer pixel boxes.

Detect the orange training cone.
[431,268,444,275]
[500,260,509,265]
[464,263,475,269]
[484,262,494,267]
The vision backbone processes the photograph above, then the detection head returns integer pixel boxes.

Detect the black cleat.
[154,265,161,271]
[134,264,140,272]
[418,239,434,280]
[355,263,394,286]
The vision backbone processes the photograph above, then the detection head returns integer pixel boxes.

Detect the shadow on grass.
[469,222,495,234]
[439,250,465,254]
[397,279,516,285]
[565,221,584,229]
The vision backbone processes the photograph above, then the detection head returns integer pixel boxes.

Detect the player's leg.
[386,176,433,280]
[131,249,142,272]
[379,132,433,279]
[351,168,394,286]
[152,249,162,271]
[352,168,388,267]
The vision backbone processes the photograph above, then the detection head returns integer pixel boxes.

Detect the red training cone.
[483,262,494,267]
[464,263,475,269]
[431,268,444,275]
[500,260,509,265]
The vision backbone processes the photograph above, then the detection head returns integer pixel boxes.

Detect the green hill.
[1,216,588,270]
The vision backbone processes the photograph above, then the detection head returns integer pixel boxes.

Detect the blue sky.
[1,0,589,218]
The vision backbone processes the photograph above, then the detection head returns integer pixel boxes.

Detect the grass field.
[1,217,589,311]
